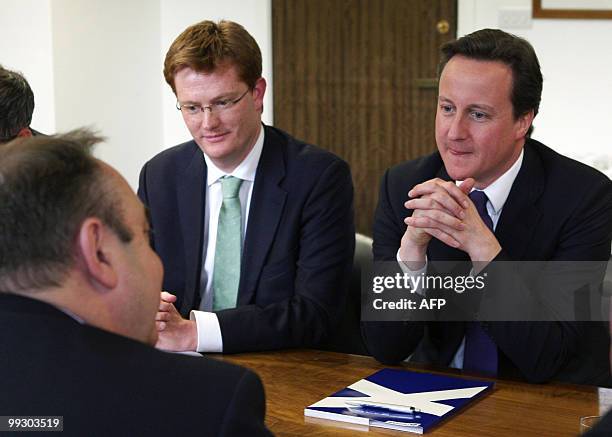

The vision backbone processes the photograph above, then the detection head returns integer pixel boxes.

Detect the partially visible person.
[0,65,41,142]
[139,20,354,354]
[583,409,612,435]
[583,297,612,436]
[0,130,272,437]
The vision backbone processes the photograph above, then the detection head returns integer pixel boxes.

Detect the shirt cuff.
[396,248,428,274]
[189,310,223,353]
[396,248,428,296]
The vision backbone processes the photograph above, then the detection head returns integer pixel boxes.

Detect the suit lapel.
[495,143,544,260]
[238,127,288,305]
[176,145,207,314]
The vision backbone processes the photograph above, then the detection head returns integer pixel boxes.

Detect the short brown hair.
[0,129,132,293]
[438,29,543,137]
[163,20,262,93]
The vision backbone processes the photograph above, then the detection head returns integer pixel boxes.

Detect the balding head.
[0,130,162,344]
[0,130,132,293]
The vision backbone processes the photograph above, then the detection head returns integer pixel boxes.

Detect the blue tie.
[463,190,498,375]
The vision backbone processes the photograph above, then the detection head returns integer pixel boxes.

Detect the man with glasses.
[138,20,355,354]
[0,65,39,143]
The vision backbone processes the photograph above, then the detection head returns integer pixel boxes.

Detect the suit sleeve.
[362,169,425,364]
[371,169,406,261]
[218,159,355,352]
[218,370,273,437]
[137,161,156,250]
[583,410,612,437]
[137,160,151,208]
[485,175,612,383]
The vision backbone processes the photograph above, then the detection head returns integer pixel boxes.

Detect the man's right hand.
[155,291,198,352]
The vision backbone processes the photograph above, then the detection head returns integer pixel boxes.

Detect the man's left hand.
[405,178,501,263]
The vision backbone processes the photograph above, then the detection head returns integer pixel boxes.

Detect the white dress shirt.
[396,149,524,368]
[189,127,265,352]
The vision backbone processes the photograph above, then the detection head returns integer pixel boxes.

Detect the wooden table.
[218,349,600,437]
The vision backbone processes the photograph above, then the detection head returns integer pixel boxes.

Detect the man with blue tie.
[363,29,612,385]
[138,20,354,353]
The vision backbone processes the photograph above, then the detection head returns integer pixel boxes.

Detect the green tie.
[212,176,243,311]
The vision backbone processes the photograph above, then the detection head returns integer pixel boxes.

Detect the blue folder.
[304,368,494,434]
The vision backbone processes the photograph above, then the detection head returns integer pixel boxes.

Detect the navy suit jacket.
[138,125,355,353]
[363,139,612,385]
[584,410,612,436]
[0,294,272,437]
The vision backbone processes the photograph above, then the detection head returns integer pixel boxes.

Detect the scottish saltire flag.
[305,369,494,434]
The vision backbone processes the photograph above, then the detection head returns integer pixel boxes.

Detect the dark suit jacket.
[584,410,612,437]
[363,139,612,385]
[138,125,355,353]
[0,293,272,437]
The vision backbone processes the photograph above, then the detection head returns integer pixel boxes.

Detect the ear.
[76,218,118,290]
[16,127,32,138]
[252,77,267,113]
[515,110,535,140]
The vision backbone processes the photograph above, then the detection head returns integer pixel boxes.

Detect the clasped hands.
[399,177,501,267]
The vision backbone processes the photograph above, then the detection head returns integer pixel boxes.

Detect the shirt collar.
[204,125,265,186]
[456,148,524,214]
[55,305,85,324]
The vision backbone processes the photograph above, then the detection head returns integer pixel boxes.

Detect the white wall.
[458,0,612,177]
[2,1,611,187]
[1,0,272,190]
[0,0,55,134]
[51,0,163,189]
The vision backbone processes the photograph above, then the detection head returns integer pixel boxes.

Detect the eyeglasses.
[176,88,251,116]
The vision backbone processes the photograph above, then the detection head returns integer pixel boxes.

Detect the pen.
[345,400,421,415]
[345,402,422,424]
